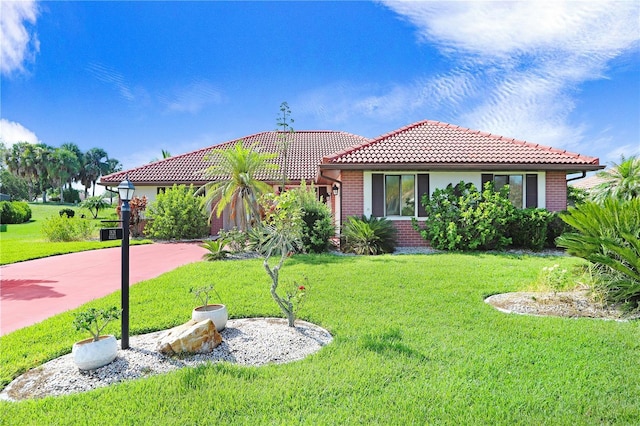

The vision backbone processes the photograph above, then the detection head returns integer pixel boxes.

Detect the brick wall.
[392,220,429,247]
[210,215,223,235]
[545,170,567,212]
[341,170,364,220]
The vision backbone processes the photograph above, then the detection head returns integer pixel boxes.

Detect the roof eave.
[319,162,605,172]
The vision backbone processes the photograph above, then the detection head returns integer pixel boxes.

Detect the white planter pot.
[192,304,228,331]
[72,335,118,371]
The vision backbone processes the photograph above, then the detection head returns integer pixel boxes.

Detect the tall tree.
[5,142,40,201]
[591,155,640,202]
[81,148,109,197]
[276,101,294,192]
[48,147,80,203]
[199,141,278,231]
[60,143,83,191]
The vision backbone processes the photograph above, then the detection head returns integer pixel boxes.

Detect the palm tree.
[60,143,83,191]
[103,158,123,203]
[81,148,109,197]
[199,141,278,231]
[591,155,640,202]
[5,142,40,201]
[48,147,80,203]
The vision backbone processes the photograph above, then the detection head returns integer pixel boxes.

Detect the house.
[100,120,603,247]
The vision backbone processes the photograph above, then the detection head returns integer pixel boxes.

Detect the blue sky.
[1,1,639,174]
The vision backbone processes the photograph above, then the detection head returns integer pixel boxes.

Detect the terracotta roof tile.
[322,120,600,169]
[100,131,370,185]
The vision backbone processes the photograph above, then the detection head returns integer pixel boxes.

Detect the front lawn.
[1,253,639,424]
[0,203,151,265]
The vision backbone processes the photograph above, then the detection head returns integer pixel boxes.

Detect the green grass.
[2,253,639,424]
[0,203,152,265]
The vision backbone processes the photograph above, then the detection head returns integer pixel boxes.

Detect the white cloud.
[0,0,39,76]
[305,1,638,155]
[87,62,136,101]
[377,0,640,152]
[0,119,40,147]
[160,79,224,114]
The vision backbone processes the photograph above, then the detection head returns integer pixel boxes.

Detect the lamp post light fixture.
[332,184,340,196]
[117,177,135,350]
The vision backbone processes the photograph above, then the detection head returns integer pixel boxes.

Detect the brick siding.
[340,170,364,220]
[545,170,567,212]
[391,220,429,247]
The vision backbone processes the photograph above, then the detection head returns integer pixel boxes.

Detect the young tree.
[79,195,110,219]
[250,191,304,327]
[199,141,278,231]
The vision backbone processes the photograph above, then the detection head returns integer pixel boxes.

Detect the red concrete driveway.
[0,243,207,335]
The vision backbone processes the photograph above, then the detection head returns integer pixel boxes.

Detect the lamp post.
[117,177,135,350]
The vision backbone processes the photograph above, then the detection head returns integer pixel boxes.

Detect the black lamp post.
[117,177,135,350]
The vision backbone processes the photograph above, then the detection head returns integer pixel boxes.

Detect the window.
[157,187,166,195]
[372,173,429,218]
[482,173,538,208]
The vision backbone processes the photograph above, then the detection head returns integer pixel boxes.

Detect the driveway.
[0,243,207,335]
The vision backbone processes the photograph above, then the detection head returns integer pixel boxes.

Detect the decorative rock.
[156,319,222,355]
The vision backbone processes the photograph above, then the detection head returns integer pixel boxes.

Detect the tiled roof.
[322,120,601,170]
[100,131,371,185]
[570,172,608,190]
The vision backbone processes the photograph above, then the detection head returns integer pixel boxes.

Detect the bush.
[556,198,640,307]
[546,212,574,248]
[507,208,553,251]
[219,228,249,253]
[341,215,397,255]
[289,184,334,253]
[412,181,515,251]
[0,201,32,224]
[59,208,75,218]
[42,215,95,241]
[63,188,81,204]
[145,185,209,240]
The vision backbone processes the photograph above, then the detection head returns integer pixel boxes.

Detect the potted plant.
[191,285,228,331]
[71,306,120,370]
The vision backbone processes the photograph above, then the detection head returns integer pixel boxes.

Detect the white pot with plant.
[71,306,120,371]
[191,285,227,331]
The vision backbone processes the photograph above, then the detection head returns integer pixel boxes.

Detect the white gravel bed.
[1,318,332,402]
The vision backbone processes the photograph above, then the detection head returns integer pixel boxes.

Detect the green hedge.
[0,201,32,224]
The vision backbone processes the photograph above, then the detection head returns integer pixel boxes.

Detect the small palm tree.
[591,155,640,202]
[199,141,278,231]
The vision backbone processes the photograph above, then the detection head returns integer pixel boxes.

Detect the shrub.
[556,198,640,307]
[42,215,95,241]
[507,208,553,251]
[79,196,110,219]
[412,181,515,251]
[59,208,75,218]
[546,212,574,248]
[63,188,81,204]
[0,201,32,224]
[145,185,209,240]
[219,228,249,253]
[341,215,397,255]
[201,239,230,261]
[289,184,334,253]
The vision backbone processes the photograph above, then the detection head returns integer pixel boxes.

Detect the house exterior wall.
[340,170,364,220]
[545,170,567,211]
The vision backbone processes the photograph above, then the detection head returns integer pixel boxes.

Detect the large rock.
[156,319,222,355]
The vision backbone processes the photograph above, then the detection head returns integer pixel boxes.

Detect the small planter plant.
[73,306,121,342]
[190,285,228,331]
[71,306,120,370]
